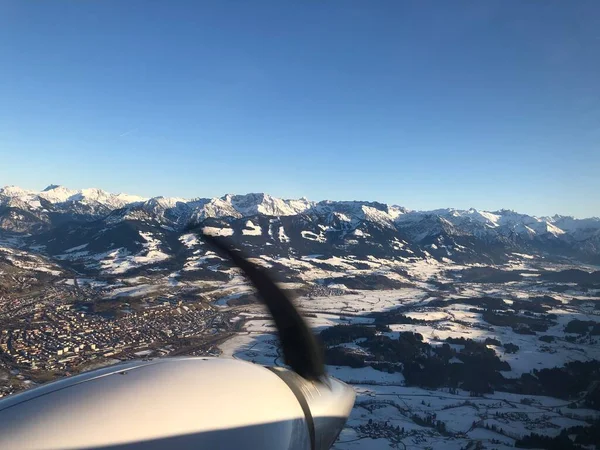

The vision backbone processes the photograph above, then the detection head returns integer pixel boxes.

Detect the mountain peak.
[0,185,34,196]
[42,184,62,192]
[38,186,79,203]
[215,192,312,217]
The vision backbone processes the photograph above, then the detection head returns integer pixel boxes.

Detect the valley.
[218,263,600,450]
[1,185,599,449]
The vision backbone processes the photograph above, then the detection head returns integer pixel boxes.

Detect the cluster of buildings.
[0,299,225,374]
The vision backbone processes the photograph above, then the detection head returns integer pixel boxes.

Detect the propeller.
[193,229,355,450]
[195,231,325,380]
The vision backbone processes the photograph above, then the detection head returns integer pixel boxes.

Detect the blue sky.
[0,1,598,217]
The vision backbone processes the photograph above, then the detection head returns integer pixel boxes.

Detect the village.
[0,287,230,396]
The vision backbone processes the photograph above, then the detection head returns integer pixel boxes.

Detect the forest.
[320,323,600,404]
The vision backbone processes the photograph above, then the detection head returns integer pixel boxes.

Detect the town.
[0,283,232,397]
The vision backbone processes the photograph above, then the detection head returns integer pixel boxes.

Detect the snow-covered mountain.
[0,185,146,210]
[0,185,147,232]
[1,185,599,274]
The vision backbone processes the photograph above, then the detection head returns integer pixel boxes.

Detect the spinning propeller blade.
[197,231,325,380]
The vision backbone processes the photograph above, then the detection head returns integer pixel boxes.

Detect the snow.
[182,251,224,271]
[38,185,146,207]
[301,255,357,270]
[404,311,448,321]
[56,250,90,260]
[549,215,600,232]
[476,210,502,226]
[301,230,326,243]
[397,257,458,282]
[166,271,181,287]
[467,428,514,445]
[92,232,171,274]
[334,437,391,450]
[327,283,348,290]
[361,206,396,229]
[0,185,35,197]
[65,243,88,253]
[179,233,201,248]
[113,192,147,205]
[28,266,62,276]
[106,284,160,298]
[277,226,290,243]
[2,186,598,249]
[77,188,146,207]
[242,220,262,236]
[394,207,583,242]
[202,226,234,237]
[512,253,535,259]
[335,213,352,222]
[38,185,78,203]
[0,184,146,211]
[225,193,313,217]
[213,265,600,449]
[1,249,62,276]
[214,289,254,306]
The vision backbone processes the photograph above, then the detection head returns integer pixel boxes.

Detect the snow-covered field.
[216,262,600,450]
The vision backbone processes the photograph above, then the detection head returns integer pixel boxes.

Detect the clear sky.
[1,1,598,217]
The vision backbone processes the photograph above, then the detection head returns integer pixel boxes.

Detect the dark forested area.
[320,324,600,404]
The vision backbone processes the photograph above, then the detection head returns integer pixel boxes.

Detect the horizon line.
[0,183,597,221]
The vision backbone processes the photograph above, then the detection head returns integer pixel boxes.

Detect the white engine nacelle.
[0,357,355,450]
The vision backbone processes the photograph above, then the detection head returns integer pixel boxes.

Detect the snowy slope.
[0,185,148,209]
[2,184,600,267]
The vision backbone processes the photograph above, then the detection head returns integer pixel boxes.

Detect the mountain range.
[1,185,599,280]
